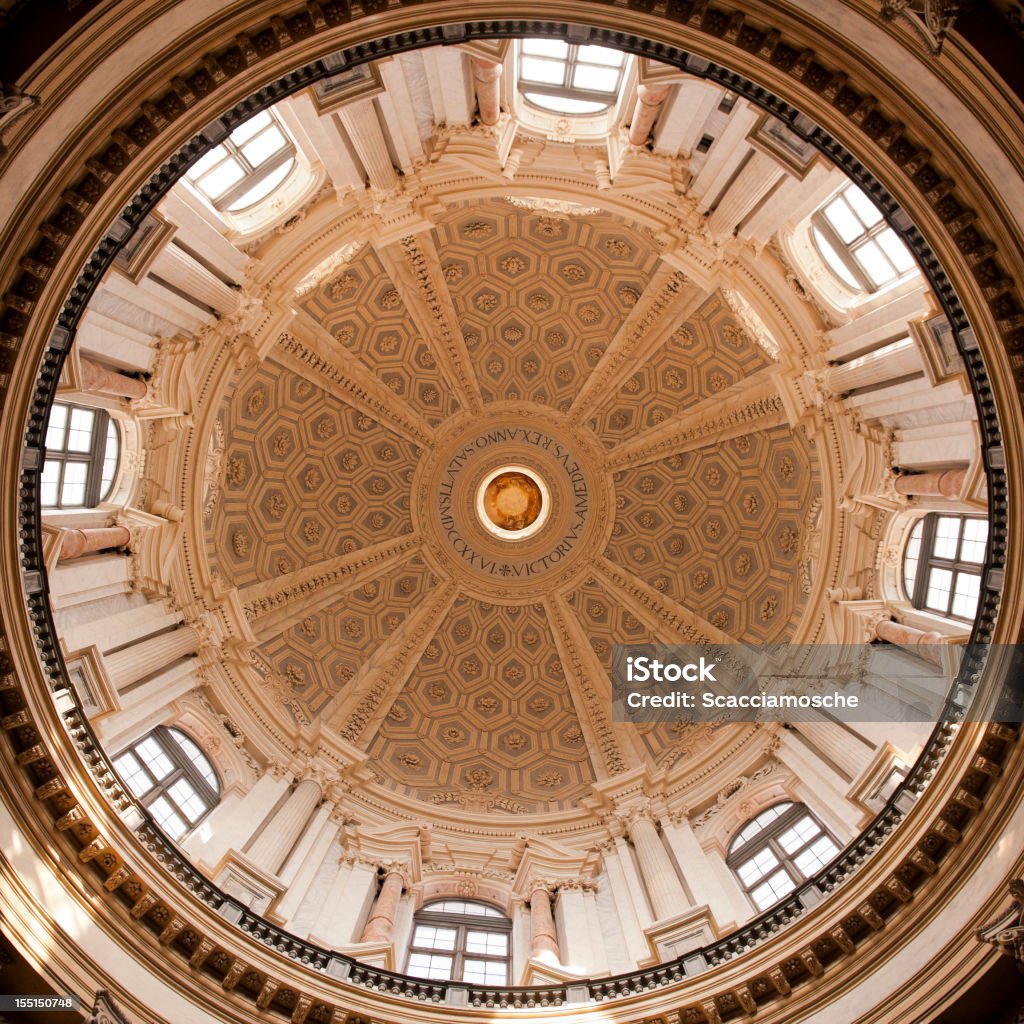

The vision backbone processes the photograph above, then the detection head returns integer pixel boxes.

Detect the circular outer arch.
[0,4,1022,1024]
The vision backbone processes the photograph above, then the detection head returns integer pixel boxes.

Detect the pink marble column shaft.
[894,468,967,499]
[57,525,131,560]
[628,84,671,146]
[529,884,560,963]
[79,355,148,400]
[471,58,502,126]
[876,618,944,666]
[360,868,405,944]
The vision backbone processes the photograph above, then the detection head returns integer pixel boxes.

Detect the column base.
[643,905,724,963]
[213,851,285,917]
[518,957,583,986]
[309,940,394,972]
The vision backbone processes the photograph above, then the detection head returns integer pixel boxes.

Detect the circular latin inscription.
[415,405,612,602]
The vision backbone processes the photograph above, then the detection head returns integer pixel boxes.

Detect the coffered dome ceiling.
[206,198,819,814]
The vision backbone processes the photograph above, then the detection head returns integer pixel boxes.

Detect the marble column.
[706,150,785,237]
[775,731,861,839]
[628,84,671,146]
[103,624,201,691]
[56,525,131,561]
[822,337,920,395]
[794,719,875,782]
[555,882,605,975]
[310,857,379,947]
[246,776,323,877]
[360,865,406,943]
[184,769,291,867]
[528,881,561,964]
[894,467,967,499]
[661,815,751,927]
[79,354,148,400]
[597,841,648,964]
[470,57,502,126]
[626,809,689,922]
[875,618,944,666]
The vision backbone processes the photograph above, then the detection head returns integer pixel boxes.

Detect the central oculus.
[476,465,550,540]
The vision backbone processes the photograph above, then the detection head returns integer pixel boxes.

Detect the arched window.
[186,109,296,212]
[903,513,988,621]
[405,900,512,984]
[727,802,839,912]
[41,402,119,508]
[517,39,627,115]
[113,727,220,840]
[811,183,918,292]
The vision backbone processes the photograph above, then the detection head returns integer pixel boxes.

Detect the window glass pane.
[135,736,174,780]
[189,144,228,178]
[751,869,796,910]
[737,847,778,886]
[572,64,620,92]
[167,778,207,823]
[60,462,88,505]
[406,953,452,980]
[149,796,188,840]
[522,92,607,115]
[240,126,288,167]
[67,407,95,452]
[732,803,791,849]
[520,57,566,85]
[225,159,293,212]
[46,404,68,449]
[577,44,625,66]
[951,571,981,619]
[959,518,988,563]
[876,228,916,273]
[844,184,885,227]
[40,460,61,507]
[114,751,153,797]
[424,901,502,917]
[823,197,862,244]
[812,228,861,290]
[903,520,923,596]
[170,730,219,792]
[925,566,953,612]
[853,239,897,287]
[101,420,119,496]
[462,959,507,985]
[793,835,839,876]
[933,516,962,559]
[777,815,820,854]
[521,38,569,58]
[196,158,246,200]
[229,110,272,145]
[412,925,456,951]
[466,931,508,956]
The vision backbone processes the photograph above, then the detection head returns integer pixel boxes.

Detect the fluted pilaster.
[104,624,201,690]
[246,777,323,877]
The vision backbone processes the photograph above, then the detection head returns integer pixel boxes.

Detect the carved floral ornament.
[0,5,1018,1024]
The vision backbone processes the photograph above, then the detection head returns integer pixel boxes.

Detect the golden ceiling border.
[0,2,1020,1023]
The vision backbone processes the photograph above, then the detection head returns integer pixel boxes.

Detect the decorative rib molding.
[606,370,786,470]
[330,579,459,743]
[377,233,484,413]
[592,555,739,648]
[569,268,702,423]
[239,534,420,640]
[543,593,637,778]
[273,315,436,447]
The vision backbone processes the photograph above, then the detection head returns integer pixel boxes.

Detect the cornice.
[0,2,1021,1022]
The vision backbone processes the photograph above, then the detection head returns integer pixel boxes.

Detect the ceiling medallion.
[476,465,549,539]
[416,402,613,603]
